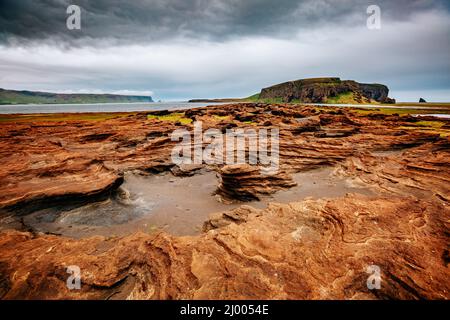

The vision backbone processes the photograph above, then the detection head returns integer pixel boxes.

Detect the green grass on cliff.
[244,93,285,103]
[244,93,261,101]
[245,91,370,104]
[326,92,358,104]
[257,97,286,103]
[243,93,303,104]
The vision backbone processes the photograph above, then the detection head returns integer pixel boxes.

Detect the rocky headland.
[258,77,396,104]
[189,77,396,104]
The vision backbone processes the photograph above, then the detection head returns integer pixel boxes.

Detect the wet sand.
[17,167,374,238]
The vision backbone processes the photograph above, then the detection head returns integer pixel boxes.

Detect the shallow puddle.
[17,167,374,238]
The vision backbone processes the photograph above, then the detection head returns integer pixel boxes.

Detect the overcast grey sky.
[0,0,449,101]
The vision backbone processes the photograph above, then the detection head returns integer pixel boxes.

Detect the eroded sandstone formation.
[216,165,297,201]
[0,103,449,299]
[1,194,448,299]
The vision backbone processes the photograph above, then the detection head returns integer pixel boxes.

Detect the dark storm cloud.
[0,0,449,102]
[1,0,449,45]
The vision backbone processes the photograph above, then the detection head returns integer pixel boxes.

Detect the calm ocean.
[0,101,230,114]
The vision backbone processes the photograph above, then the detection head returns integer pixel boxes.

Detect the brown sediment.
[0,103,449,299]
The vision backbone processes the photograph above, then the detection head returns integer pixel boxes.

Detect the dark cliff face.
[358,83,390,102]
[259,77,395,104]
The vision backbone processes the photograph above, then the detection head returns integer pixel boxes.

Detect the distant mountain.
[0,88,153,105]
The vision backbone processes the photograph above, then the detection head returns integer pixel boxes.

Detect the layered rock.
[1,104,446,209]
[0,194,448,299]
[336,139,450,203]
[0,103,449,300]
[216,164,297,201]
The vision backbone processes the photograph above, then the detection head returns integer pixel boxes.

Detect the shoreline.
[1,101,450,117]
[0,101,235,115]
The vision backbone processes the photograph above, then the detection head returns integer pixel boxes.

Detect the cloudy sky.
[0,0,449,101]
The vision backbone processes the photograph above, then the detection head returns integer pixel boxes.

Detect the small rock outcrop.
[216,164,297,201]
[419,98,427,103]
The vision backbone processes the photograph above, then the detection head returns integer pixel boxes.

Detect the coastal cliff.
[189,77,396,104]
[0,88,153,105]
[258,77,395,104]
